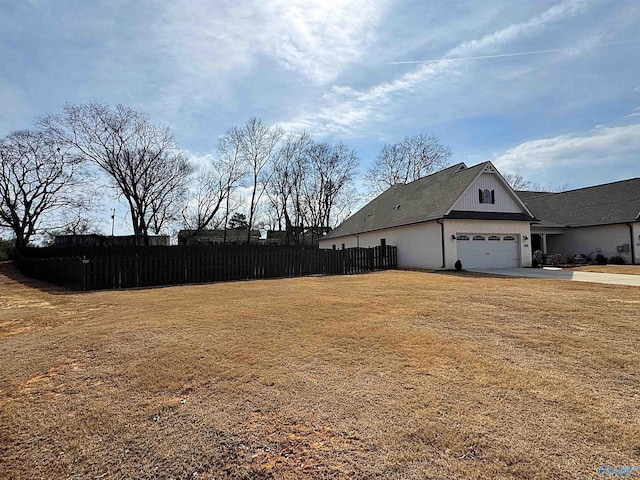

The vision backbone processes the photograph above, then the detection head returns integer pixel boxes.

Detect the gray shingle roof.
[514,191,553,201]
[517,178,640,228]
[325,162,532,239]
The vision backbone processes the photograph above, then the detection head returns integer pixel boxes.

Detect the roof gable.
[451,164,533,215]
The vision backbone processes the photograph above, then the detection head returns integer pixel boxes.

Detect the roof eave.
[320,216,445,240]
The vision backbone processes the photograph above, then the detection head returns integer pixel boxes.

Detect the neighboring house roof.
[53,234,170,247]
[177,229,261,244]
[324,162,534,240]
[517,177,640,228]
[179,229,260,237]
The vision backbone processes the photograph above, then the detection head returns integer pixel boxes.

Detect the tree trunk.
[14,231,27,250]
[247,174,258,244]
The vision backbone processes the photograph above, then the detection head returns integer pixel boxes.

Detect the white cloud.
[446,0,592,59]
[185,152,214,173]
[92,0,388,132]
[492,122,640,187]
[626,107,640,118]
[283,0,595,137]
[154,0,385,86]
[260,0,385,84]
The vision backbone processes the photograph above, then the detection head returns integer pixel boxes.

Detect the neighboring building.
[518,178,640,265]
[177,229,261,245]
[319,162,536,269]
[267,226,331,246]
[54,234,170,247]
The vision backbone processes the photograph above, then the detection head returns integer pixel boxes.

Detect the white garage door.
[456,234,520,268]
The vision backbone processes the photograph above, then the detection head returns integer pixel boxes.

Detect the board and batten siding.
[452,173,523,213]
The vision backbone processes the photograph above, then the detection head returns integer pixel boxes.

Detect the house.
[177,229,261,245]
[517,178,640,265]
[54,234,170,247]
[319,162,536,269]
[267,226,331,246]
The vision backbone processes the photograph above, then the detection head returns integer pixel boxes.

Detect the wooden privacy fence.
[15,245,397,291]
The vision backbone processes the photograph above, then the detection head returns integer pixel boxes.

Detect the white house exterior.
[518,179,640,265]
[319,162,535,269]
[542,224,636,263]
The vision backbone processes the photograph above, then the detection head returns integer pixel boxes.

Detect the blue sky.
[2,0,639,197]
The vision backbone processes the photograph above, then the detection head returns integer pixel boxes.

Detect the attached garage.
[319,162,536,269]
[455,234,520,268]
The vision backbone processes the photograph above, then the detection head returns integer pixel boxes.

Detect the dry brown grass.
[1,261,639,479]
[573,265,640,275]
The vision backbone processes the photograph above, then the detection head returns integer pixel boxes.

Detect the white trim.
[446,161,536,218]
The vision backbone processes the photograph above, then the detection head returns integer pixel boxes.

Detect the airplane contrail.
[389,39,638,65]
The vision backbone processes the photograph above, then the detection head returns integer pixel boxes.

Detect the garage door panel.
[456,234,519,268]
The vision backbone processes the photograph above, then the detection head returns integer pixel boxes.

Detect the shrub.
[454,259,462,271]
[596,254,607,264]
[609,256,625,265]
[545,253,563,266]
[532,250,544,267]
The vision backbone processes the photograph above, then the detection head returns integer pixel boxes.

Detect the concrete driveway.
[468,267,640,286]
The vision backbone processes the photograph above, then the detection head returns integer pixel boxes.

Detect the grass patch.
[1,262,639,478]
[573,265,640,275]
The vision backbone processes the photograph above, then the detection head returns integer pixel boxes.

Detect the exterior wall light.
[523,235,529,240]
[451,235,457,240]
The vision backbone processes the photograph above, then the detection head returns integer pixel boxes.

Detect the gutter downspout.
[627,223,637,265]
[355,234,360,248]
[436,219,445,269]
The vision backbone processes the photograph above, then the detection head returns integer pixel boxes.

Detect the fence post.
[82,256,89,291]
[12,244,397,290]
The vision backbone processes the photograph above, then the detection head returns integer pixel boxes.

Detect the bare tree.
[216,127,249,242]
[181,149,246,235]
[364,134,452,197]
[236,118,284,243]
[503,172,569,193]
[182,169,226,232]
[148,150,191,235]
[304,141,358,241]
[41,211,103,246]
[503,173,540,191]
[330,182,359,229]
[0,130,86,248]
[265,181,285,232]
[41,103,192,244]
[262,197,281,233]
[266,131,312,244]
[363,143,403,191]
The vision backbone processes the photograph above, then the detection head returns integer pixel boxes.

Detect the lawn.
[572,265,640,275]
[1,262,639,479]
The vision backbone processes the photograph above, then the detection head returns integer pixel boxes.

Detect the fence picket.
[14,244,397,291]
